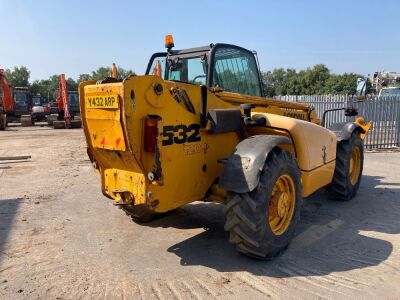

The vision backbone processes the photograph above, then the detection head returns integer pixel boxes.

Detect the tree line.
[261,64,365,97]
[4,66,135,102]
[4,64,364,102]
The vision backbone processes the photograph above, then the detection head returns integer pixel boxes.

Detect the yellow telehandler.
[79,35,371,259]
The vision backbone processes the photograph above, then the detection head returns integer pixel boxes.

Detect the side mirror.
[168,58,182,71]
[355,77,367,100]
[345,107,358,117]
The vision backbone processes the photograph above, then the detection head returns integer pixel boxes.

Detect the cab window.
[32,97,41,105]
[147,55,166,79]
[68,93,79,105]
[211,46,261,97]
[167,56,207,85]
[14,93,27,104]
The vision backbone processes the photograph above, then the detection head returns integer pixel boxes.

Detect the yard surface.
[1,126,399,299]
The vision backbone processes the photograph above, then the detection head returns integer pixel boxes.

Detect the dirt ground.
[0,125,399,299]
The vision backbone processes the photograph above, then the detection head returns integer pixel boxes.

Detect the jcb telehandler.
[79,36,371,259]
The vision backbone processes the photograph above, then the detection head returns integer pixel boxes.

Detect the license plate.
[85,94,119,109]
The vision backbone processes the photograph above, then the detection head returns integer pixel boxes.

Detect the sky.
[1,0,399,81]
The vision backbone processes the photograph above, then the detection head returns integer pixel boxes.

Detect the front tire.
[328,132,364,201]
[224,148,302,259]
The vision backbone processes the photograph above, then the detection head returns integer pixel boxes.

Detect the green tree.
[30,79,51,101]
[77,74,91,83]
[5,65,135,103]
[78,66,135,83]
[66,77,78,91]
[91,67,110,81]
[298,64,330,95]
[323,73,361,94]
[5,66,30,87]
[119,67,136,78]
[30,75,78,103]
[45,75,61,102]
[262,64,363,96]
[261,68,287,96]
[285,69,302,95]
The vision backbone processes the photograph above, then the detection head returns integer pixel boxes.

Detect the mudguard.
[328,122,366,142]
[219,135,291,193]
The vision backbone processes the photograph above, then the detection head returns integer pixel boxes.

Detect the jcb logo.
[284,112,305,120]
[162,124,201,146]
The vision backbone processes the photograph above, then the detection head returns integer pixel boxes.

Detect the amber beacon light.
[165,34,174,50]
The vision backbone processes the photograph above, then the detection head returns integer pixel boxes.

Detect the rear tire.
[121,204,155,223]
[224,148,302,259]
[328,132,364,201]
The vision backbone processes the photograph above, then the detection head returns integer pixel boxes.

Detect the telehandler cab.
[79,35,371,259]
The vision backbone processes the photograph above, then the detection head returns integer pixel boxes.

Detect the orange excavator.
[0,69,13,129]
[0,68,33,129]
[47,74,81,129]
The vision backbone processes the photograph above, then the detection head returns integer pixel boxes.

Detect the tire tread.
[224,148,302,259]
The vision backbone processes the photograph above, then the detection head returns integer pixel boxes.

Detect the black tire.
[121,204,155,223]
[224,148,302,260]
[328,132,364,201]
[0,114,5,130]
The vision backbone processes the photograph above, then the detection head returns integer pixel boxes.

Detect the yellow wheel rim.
[268,174,296,235]
[349,147,361,185]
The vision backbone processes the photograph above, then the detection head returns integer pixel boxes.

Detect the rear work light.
[144,117,159,153]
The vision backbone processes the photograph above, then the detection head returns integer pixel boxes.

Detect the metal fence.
[275,95,400,149]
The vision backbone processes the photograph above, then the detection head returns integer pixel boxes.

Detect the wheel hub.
[277,192,289,218]
[349,147,361,186]
[268,174,296,236]
[349,158,354,173]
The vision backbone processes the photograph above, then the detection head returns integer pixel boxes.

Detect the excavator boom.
[0,68,14,113]
[57,74,71,125]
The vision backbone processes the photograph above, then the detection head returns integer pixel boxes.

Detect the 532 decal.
[162,124,201,146]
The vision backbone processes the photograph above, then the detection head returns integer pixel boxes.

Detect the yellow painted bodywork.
[301,161,336,197]
[247,113,337,196]
[79,76,364,212]
[355,116,372,140]
[83,85,126,151]
[104,169,146,204]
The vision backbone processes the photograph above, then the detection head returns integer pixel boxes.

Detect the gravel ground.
[0,125,399,299]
